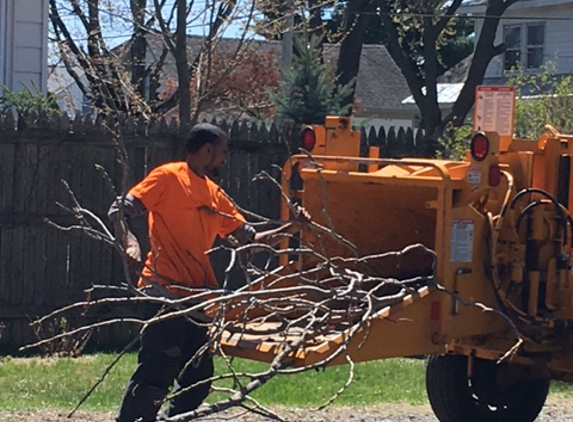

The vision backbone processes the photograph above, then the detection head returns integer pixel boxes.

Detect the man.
[108,123,306,422]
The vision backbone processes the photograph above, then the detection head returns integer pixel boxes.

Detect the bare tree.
[49,0,273,132]
[333,0,521,141]
[49,0,159,114]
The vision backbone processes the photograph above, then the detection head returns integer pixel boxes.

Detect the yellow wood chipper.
[215,114,573,422]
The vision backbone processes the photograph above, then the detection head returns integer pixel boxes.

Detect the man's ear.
[202,143,213,155]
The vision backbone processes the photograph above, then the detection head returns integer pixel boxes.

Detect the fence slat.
[43,137,70,309]
[0,227,13,311]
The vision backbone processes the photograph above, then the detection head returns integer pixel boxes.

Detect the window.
[527,24,544,69]
[504,26,521,70]
[81,93,95,116]
[503,23,545,71]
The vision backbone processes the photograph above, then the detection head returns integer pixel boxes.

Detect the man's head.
[186,123,228,178]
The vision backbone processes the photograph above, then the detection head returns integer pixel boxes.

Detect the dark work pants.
[116,305,214,422]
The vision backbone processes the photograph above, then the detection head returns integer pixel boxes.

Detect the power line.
[348,10,573,21]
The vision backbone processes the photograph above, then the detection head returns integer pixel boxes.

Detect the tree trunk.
[335,0,375,114]
[130,0,147,100]
[175,0,191,137]
[420,15,443,143]
[307,0,324,39]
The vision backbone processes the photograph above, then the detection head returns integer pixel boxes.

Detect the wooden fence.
[0,111,425,353]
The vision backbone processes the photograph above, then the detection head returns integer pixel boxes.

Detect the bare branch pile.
[25,166,440,421]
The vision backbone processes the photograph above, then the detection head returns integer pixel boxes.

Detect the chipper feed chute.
[216,245,444,367]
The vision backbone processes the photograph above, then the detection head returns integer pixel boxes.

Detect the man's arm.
[107,193,147,266]
[230,207,310,247]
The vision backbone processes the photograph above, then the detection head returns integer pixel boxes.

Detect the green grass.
[0,354,135,411]
[1,353,573,412]
[217,357,428,407]
[550,381,573,398]
[0,354,427,411]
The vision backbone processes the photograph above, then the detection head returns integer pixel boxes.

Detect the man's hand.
[289,205,311,232]
[252,205,311,246]
[124,233,142,273]
[294,205,311,224]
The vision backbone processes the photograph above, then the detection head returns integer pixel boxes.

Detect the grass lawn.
[1,353,573,412]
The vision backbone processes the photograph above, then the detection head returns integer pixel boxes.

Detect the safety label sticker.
[450,219,474,263]
[468,166,481,184]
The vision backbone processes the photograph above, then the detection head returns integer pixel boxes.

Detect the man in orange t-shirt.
[109,123,305,422]
[129,159,247,294]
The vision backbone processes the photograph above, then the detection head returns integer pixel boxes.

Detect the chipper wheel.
[426,354,549,422]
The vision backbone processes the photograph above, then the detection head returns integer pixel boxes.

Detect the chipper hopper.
[213,115,573,422]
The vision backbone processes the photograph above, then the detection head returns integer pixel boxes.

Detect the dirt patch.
[0,409,115,422]
[0,404,434,422]
[2,399,573,422]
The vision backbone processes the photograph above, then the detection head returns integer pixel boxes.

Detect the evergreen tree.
[272,34,355,127]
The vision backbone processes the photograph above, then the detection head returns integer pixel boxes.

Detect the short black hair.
[186,123,227,154]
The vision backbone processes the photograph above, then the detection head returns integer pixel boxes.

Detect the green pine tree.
[272,34,355,127]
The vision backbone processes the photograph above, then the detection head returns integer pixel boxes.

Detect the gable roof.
[334,44,412,114]
[438,53,473,83]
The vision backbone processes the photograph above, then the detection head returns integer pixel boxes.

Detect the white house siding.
[482,3,573,79]
[47,66,92,115]
[0,0,48,93]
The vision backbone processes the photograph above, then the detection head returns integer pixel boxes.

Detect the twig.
[67,335,139,417]
[317,352,354,410]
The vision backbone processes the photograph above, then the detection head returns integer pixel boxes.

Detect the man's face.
[206,137,228,178]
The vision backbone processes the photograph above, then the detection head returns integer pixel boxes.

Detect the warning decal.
[450,219,474,263]
[467,166,481,184]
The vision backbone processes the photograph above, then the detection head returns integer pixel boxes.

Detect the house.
[0,0,48,94]
[49,34,416,130]
[47,66,95,116]
[460,0,573,85]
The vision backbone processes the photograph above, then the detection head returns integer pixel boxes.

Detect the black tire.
[426,354,549,422]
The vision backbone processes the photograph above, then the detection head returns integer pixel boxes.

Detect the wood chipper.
[212,113,573,422]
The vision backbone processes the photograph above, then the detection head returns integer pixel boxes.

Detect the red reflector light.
[470,132,489,162]
[301,128,316,152]
[488,164,501,187]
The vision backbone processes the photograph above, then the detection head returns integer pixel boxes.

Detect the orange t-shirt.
[129,162,245,294]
